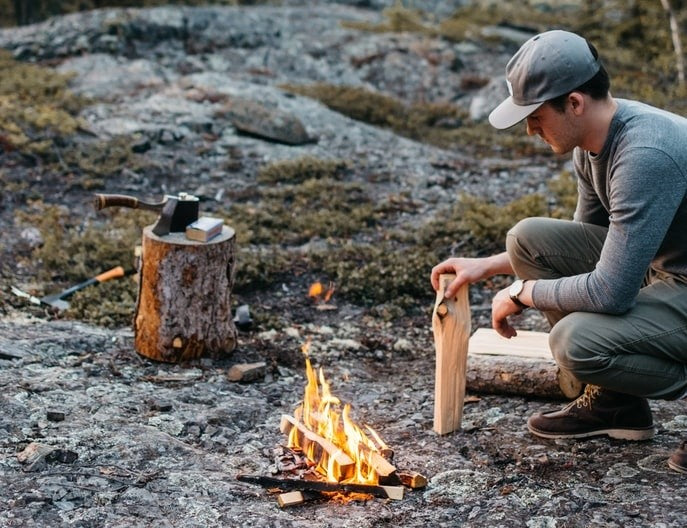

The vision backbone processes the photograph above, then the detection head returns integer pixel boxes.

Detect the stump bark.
[134,225,237,362]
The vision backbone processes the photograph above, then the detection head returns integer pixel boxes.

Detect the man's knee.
[549,313,611,375]
[506,217,546,277]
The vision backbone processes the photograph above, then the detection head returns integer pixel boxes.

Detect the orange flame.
[308,281,335,303]
[288,339,385,484]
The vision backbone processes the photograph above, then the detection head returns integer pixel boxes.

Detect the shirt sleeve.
[533,147,685,314]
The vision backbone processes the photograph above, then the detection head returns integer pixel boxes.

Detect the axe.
[11,265,125,310]
[93,192,199,236]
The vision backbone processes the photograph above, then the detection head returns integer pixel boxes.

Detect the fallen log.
[237,474,404,500]
[280,415,354,480]
[467,328,583,400]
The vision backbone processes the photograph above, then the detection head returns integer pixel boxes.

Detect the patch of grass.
[281,82,545,158]
[341,1,434,34]
[308,242,437,310]
[0,50,87,156]
[66,278,138,328]
[9,202,146,326]
[62,135,150,182]
[548,171,577,219]
[257,156,351,184]
[227,176,380,246]
[15,203,145,283]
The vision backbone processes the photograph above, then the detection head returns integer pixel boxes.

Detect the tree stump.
[134,225,237,362]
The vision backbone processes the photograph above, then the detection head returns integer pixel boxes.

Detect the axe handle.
[55,266,126,299]
[94,194,163,213]
[95,265,125,283]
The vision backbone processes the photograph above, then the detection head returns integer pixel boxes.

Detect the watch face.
[509,280,524,297]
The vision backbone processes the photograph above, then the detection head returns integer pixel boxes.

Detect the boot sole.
[527,422,654,441]
[667,459,687,474]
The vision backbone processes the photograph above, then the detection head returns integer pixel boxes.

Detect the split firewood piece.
[468,328,583,400]
[432,273,471,435]
[227,361,266,382]
[356,443,397,479]
[397,471,428,489]
[237,474,404,500]
[280,415,355,480]
[276,490,322,507]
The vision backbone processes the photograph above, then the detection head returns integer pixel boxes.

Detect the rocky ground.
[1,3,687,527]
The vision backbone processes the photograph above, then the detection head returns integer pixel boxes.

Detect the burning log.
[432,274,471,435]
[280,414,355,480]
[467,328,583,400]
[397,471,428,489]
[237,474,405,500]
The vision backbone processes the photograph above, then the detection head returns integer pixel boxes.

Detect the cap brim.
[488,97,543,130]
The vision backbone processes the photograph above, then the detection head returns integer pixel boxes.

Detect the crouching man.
[431,30,687,472]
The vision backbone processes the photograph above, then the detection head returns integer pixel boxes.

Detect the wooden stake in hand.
[432,274,471,435]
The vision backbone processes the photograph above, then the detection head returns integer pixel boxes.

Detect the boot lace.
[574,385,601,409]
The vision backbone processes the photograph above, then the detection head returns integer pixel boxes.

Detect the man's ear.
[569,92,585,115]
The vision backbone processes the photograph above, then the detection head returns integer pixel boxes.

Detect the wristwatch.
[509,279,529,310]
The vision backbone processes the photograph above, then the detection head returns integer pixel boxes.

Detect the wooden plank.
[432,274,471,435]
[469,328,551,359]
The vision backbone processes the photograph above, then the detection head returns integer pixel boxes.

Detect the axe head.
[152,193,200,236]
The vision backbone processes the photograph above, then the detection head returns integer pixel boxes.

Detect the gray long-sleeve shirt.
[532,99,687,314]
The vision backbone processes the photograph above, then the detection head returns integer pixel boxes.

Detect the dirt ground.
[2,3,687,527]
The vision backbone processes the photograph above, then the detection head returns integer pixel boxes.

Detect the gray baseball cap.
[488,30,600,129]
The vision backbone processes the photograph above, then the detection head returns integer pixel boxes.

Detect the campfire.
[238,339,426,507]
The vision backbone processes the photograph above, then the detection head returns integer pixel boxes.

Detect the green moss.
[0,50,87,155]
[227,176,379,246]
[281,82,547,158]
[66,277,138,328]
[15,203,146,283]
[257,156,351,184]
[308,242,437,310]
[63,135,149,181]
[548,171,578,219]
[341,1,434,34]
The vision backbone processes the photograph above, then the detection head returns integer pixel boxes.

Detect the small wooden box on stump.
[134,224,238,363]
[432,274,471,435]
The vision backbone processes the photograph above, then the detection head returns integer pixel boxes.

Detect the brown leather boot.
[527,385,654,441]
[668,441,687,473]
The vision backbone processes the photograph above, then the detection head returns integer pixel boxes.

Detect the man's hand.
[491,287,522,338]
[431,253,514,299]
[431,257,489,299]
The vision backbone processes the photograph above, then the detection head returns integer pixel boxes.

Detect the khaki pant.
[506,217,687,400]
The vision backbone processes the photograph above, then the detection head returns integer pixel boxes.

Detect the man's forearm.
[484,252,515,277]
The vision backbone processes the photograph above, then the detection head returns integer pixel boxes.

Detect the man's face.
[525,102,579,155]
